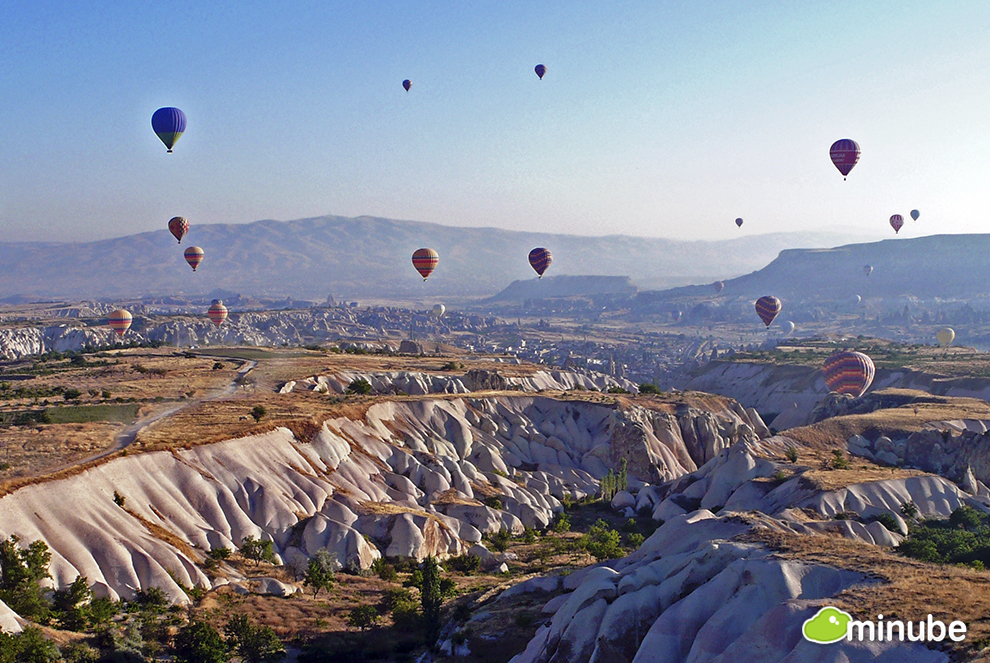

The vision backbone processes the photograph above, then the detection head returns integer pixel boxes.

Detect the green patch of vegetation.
[897,506,990,567]
[606,386,630,394]
[577,519,623,561]
[42,403,141,424]
[191,348,278,360]
[638,382,662,394]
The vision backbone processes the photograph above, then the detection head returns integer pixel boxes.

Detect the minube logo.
[803,607,852,644]
[802,606,967,644]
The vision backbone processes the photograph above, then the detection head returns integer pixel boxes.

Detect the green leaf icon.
[802,606,852,644]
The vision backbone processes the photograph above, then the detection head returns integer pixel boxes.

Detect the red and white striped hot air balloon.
[108,309,132,338]
[208,300,228,328]
[412,248,439,281]
[184,246,204,271]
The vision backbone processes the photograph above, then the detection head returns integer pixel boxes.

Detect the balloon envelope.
[822,351,875,397]
[937,327,955,347]
[713,281,725,294]
[911,209,920,221]
[863,264,873,277]
[852,294,862,306]
[168,216,189,243]
[829,139,860,178]
[535,64,546,79]
[108,309,132,338]
[412,248,439,281]
[781,320,795,336]
[528,247,552,278]
[208,300,228,328]
[402,79,411,91]
[755,296,781,328]
[184,246,204,271]
[735,218,743,228]
[432,304,445,318]
[151,107,186,152]
[890,214,904,234]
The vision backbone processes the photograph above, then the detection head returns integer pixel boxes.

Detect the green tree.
[250,405,267,423]
[347,605,379,630]
[0,626,60,663]
[225,614,285,663]
[420,557,443,648]
[303,549,336,597]
[52,575,92,631]
[175,620,229,663]
[239,536,276,566]
[638,383,661,394]
[0,536,52,622]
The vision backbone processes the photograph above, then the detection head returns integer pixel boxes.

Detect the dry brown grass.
[743,527,990,661]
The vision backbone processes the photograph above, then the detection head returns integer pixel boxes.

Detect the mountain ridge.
[0,214,878,301]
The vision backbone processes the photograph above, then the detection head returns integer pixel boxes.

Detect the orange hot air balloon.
[208,300,228,327]
[108,309,132,338]
[412,248,439,281]
[168,216,189,243]
[184,246,204,271]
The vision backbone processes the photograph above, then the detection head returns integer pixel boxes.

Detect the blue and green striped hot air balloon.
[152,107,186,153]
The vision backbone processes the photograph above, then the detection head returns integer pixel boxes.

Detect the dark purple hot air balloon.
[402,79,411,92]
[535,64,546,80]
[890,214,904,234]
[755,296,781,328]
[829,139,860,180]
[735,218,743,228]
[528,247,552,278]
[152,107,186,153]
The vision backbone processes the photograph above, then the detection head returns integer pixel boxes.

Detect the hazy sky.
[1,1,988,243]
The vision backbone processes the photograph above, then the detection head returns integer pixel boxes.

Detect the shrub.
[638,383,662,395]
[487,529,511,552]
[212,362,225,371]
[113,491,125,507]
[606,386,630,394]
[346,379,373,395]
[626,532,645,548]
[551,513,571,533]
[950,505,983,530]
[379,587,415,613]
[830,449,849,470]
[784,447,799,463]
[483,496,503,511]
[901,501,920,520]
[371,558,399,583]
[578,519,623,561]
[238,536,276,566]
[446,554,481,575]
[250,405,267,422]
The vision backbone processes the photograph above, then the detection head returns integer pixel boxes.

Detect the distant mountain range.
[653,234,990,304]
[0,215,878,302]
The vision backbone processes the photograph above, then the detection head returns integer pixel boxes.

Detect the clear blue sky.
[1,1,988,242]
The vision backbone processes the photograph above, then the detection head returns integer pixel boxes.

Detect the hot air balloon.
[402,79,411,92]
[852,294,862,306]
[911,209,920,221]
[822,350,875,397]
[863,264,873,277]
[151,107,186,153]
[184,246,204,272]
[528,247,552,278]
[671,310,682,322]
[755,296,781,328]
[890,214,904,234]
[535,64,546,80]
[168,216,189,243]
[208,300,228,328]
[713,281,725,294]
[432,304,445,318]
[108,309,132,338]
[735,218,743,228]
[937,327,955,347]
[829,139,860,179]
[412,248,439,281]
[781,320,796,336]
